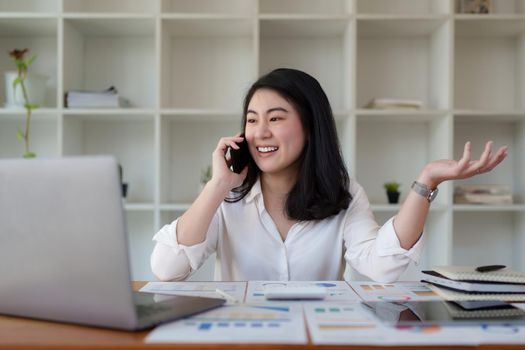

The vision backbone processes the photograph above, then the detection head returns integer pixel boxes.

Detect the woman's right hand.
[210,134,249,191]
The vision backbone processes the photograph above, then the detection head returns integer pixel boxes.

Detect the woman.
[151,68,507,282]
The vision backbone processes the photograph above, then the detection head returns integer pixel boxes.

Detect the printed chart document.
[245,281,361,303]
[303,302,391,345]
[140,281,246,305]
[146,304,307,344]
[349,281,440,302]
[304,302,483,346]
[304,301,525,345]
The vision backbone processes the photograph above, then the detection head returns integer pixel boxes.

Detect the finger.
[457,141,472,170]
[475,140,493,171]
[216,137,243,151]
[479,145,508,173]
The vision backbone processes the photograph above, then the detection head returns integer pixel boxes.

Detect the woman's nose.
[253,121,271,139]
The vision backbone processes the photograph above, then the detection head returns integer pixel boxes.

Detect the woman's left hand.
[418,141,508,188]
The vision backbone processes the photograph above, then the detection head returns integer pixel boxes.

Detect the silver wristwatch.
[411,181,438,203]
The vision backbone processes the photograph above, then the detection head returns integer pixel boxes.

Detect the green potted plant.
[383,181,401,204]
[8,48,41,158]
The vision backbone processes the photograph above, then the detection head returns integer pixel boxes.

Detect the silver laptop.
[0,156,224,331]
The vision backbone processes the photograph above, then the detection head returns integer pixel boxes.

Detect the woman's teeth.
[257,146,278,153]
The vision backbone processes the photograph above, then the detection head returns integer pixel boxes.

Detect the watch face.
[429,188,439,202]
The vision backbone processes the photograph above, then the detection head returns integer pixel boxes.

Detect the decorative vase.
[4,71,48,108]
[387,191,400,204]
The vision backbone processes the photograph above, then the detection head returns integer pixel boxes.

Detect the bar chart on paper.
[146,304,306,344]
[348,282,440,302]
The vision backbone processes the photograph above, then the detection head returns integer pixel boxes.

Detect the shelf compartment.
[0,117,58,158]
[453,211,525,271]
[63,18,156,109]
[161,0,255,16]
[63,110,155,122]
[454,110,525,121]
[124,203,155,211]
[356,109,448,122]
[0,18,58,108]
[126,211,156,280]
[453,119,524,205]
[160,18,255,110]
[159,118,240,204]
[259,0,351,15]
[259,18,353,111]
[161,109,242,122]
[357,0,450,15]
[455,0,525,14]
[159,203,191,211]
[62,114,155,203]
[63,0,157,14]
[357,18,451,110]
[454,204,525,211]
[0,108,59,121]
[454,18,525,111]
[371,203,448,212]
[356,115,452,206]
[0,0,58,13]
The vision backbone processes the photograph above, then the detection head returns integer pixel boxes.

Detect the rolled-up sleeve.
[150,212,220,281]
[343,181,424,283]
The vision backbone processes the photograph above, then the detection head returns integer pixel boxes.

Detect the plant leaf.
[26,54,37,66]
[12,76,21,91]
[24,103,39,110]
[16,129,25,141]
[23,152,36,159]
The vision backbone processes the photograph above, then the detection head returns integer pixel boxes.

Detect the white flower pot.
[4,71,48,109]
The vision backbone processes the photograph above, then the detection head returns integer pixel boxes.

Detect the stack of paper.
[454,184,513,204]
[422,266,525,301]
[365,97,423,110]
[65,86,130,108]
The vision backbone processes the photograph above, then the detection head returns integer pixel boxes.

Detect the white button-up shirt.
[151,179,423,282]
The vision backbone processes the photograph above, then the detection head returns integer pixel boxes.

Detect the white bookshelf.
[1,0,524,281]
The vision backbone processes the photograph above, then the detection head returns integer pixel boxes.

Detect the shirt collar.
[244,177,262,203]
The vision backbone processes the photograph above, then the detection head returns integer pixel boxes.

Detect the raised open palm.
[421,141,508,188]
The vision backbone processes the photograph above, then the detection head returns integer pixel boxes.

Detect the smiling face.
[244,88,306,177]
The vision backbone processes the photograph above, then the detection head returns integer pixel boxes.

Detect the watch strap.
[411,181,438,202]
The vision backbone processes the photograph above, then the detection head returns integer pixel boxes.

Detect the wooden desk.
[0,282,524,350]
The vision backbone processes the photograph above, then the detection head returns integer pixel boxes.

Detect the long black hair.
[226,68,352,221]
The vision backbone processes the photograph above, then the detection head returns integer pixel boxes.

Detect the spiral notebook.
[433,266,525,284]
[428,284,525,302]
[444,301,525,319]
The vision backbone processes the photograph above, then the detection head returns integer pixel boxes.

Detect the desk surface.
[1,281,524,350]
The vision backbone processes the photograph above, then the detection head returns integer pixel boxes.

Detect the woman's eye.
[246,118,256,123]
[270,116,281,122]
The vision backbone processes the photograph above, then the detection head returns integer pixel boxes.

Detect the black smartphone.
[228,136,250,174]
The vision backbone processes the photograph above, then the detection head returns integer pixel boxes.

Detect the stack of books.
[421,266,525,301]
[454,184,513,205]
[65,86,130,108]
[364,97,423,110]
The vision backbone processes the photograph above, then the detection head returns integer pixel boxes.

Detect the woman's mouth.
[257,146,279,153]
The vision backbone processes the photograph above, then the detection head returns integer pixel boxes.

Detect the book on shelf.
[364,97,423,110]
[454,184,513,205]
[421,270,525,293]
[65,86,130,108]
